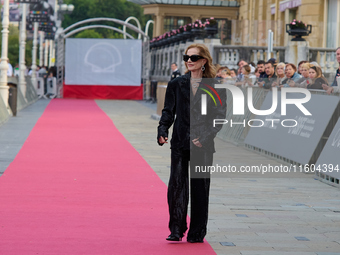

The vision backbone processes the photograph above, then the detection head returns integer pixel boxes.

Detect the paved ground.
[1,99,340,255]
[0,99,50,175]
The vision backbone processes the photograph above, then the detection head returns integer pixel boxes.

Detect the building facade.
[129,0,339,48]
[238,0,340,48]
[128,0,240,37]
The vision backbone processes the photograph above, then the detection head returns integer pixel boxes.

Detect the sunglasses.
[183,54,204,62]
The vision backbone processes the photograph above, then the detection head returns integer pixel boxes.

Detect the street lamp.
[54,1,74,98]
[67,4,74,12]
[60,4,68,12]
[19,4,27,96]
[56,1,74,35]
[60,3,74,12]
[0,0,10,109]
[57,1,74,21]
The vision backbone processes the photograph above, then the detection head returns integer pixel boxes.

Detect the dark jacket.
[157,72,227,153]
[171,69,181,80]
[262,73,277,89]
[331,68,340,86]
[307,77,328,90]
[258,72,267,81]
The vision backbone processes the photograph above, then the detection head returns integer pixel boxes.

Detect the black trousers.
[167,148,212,239]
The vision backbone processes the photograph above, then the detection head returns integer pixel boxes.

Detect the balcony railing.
[308,47,338,74]
[214,45,286,69]
[147,40,339,83]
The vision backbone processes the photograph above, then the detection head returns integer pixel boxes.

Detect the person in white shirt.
[7,59,13,77]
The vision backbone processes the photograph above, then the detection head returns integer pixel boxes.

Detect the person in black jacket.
[170,63,181,80]
[260,61,277,89]
[157,44,226,243]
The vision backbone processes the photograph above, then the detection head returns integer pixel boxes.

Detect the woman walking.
[157,44,226,243]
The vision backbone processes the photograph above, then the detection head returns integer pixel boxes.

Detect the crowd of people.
[2,61,56,80]
[212,47,340,94]
[1,63,57,97]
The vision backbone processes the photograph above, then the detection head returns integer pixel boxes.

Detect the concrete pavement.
[0,99,50,175]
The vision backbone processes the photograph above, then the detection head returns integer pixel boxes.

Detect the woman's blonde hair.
[275,62,285,76]
[242,65,251,75]
[220,67,231,76]
[184,44,216,78]
[301,62,311,70]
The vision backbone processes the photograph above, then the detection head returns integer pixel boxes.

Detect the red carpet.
[0,99,215,255]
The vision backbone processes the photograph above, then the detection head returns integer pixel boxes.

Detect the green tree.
[0,25,33,68]
[7,26,20,66]
[62,0,152,39]
[74,29,103,38]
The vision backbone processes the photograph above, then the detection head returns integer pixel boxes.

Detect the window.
[288,8,297,23]
[164,16,191,32]
[327,0,338,48]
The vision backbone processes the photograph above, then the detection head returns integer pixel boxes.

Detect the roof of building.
[127,0,240,7]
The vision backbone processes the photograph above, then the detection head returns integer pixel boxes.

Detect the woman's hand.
[288,80,296,87]
[322,84,330,91]
[158,136,168,144]
[272,81,278,87]
[327,87,334,95]
[322,84,333,95]
[192,138,202,148]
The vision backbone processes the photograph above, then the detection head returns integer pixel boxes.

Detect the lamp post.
[49,40,53,67]
[55,0,74,71]
[31,22,39,89]
[56,1,74,36]
[0,0,10,108]
[44,40,48,67]
[19,3,27,97]
[39,31,44,66]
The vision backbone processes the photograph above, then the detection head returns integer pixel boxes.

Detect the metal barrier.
[216,86,269,144]
[46,77,57,98]
[316,171,340,188]
[25,77,39,105]
[36,77,45,97]
[17,84,27,112]
[17,77,39,111]
[33,76,57,99]
[217,87,340,168]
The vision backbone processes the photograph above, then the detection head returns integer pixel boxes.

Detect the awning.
[127,0,240,6]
